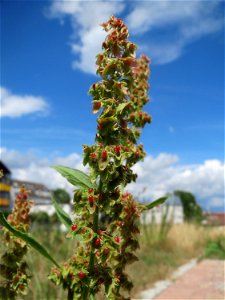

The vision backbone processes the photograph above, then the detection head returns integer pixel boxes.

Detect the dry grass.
[1,223,224,299]
[128,223,225,297]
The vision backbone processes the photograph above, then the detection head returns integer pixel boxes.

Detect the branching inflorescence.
[0,15,168,300]
[0,186,32,299]
[49,16,151,300]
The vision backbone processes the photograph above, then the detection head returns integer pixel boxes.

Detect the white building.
[140,195,184,224]
[11,179,72,216]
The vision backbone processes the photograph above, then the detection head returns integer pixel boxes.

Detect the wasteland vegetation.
[1,222,224,299]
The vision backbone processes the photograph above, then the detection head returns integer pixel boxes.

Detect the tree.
[174,190,203,222]
[52,188,71,204]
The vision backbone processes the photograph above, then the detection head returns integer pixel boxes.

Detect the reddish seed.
[72,275,75,280]
[71,224,78,231]
[95,238,101,246]
[101,150,107,160]
[78,272,85,279]
[117,221,122,227]
[89,195,94,203]
[135,150,139,156]
[88,188,93,194]
[114,236,120,243]
[115,145,120,154]
[125,206,129,212]
[98,277,104,284]
[104,247,110,254]
[91,153,96,160]
[96,251,100,257]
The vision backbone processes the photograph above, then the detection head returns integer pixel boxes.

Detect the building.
[0,161,71,216]
[140,195,184,224]
[204,213,225,226]
[0,161,12,210]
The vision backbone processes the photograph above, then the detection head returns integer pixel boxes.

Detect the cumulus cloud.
[126,1,223,64]
[0,87,48,118]
[47,0,223,72]
[0,147,84,192]
[128,154,224,211]
[47,0,124,74]
[1,147,224,211]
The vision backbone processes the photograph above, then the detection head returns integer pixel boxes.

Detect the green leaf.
[0,213,59,268]
[143,195,170,211]
[116,103,129,115]
[52,196,72,230]
[53,165,96,190]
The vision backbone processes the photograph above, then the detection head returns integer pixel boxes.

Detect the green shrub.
[204,235,225,260]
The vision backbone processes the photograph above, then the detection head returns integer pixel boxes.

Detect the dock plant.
[0,16,168,300]
[0,186,32,299]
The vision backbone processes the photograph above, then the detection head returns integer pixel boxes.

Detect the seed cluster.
[49,16,150,299]
[0,186,32,298]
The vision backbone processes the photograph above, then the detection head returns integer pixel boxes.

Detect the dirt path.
[153,260,224,300]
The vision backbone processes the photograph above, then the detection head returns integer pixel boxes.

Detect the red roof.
[206,213,225,225]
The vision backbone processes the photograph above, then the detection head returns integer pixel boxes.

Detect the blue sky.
[1,1,224,212]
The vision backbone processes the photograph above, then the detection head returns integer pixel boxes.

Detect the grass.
[1,223,224,299]
[128,223,225,297]
[203,234,225,260]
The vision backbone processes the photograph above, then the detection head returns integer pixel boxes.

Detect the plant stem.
[83,180,103,300]
[67,287,74,300]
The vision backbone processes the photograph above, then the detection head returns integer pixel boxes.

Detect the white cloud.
[0,87,48,118]
[1,147,224,210]
[0,148,84,192]
[47,0,124,74]
[128,155,224,211]
[47,0,223,72]
[126,1,223,64]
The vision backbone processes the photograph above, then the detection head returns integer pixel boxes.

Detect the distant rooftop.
[0,161,11,175]
[12,179,51,200]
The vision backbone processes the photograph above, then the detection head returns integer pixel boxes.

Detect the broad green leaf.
[0,213,59,267]
[52,196,72,230]
[143,195,170,211]
[53,165,96,190]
